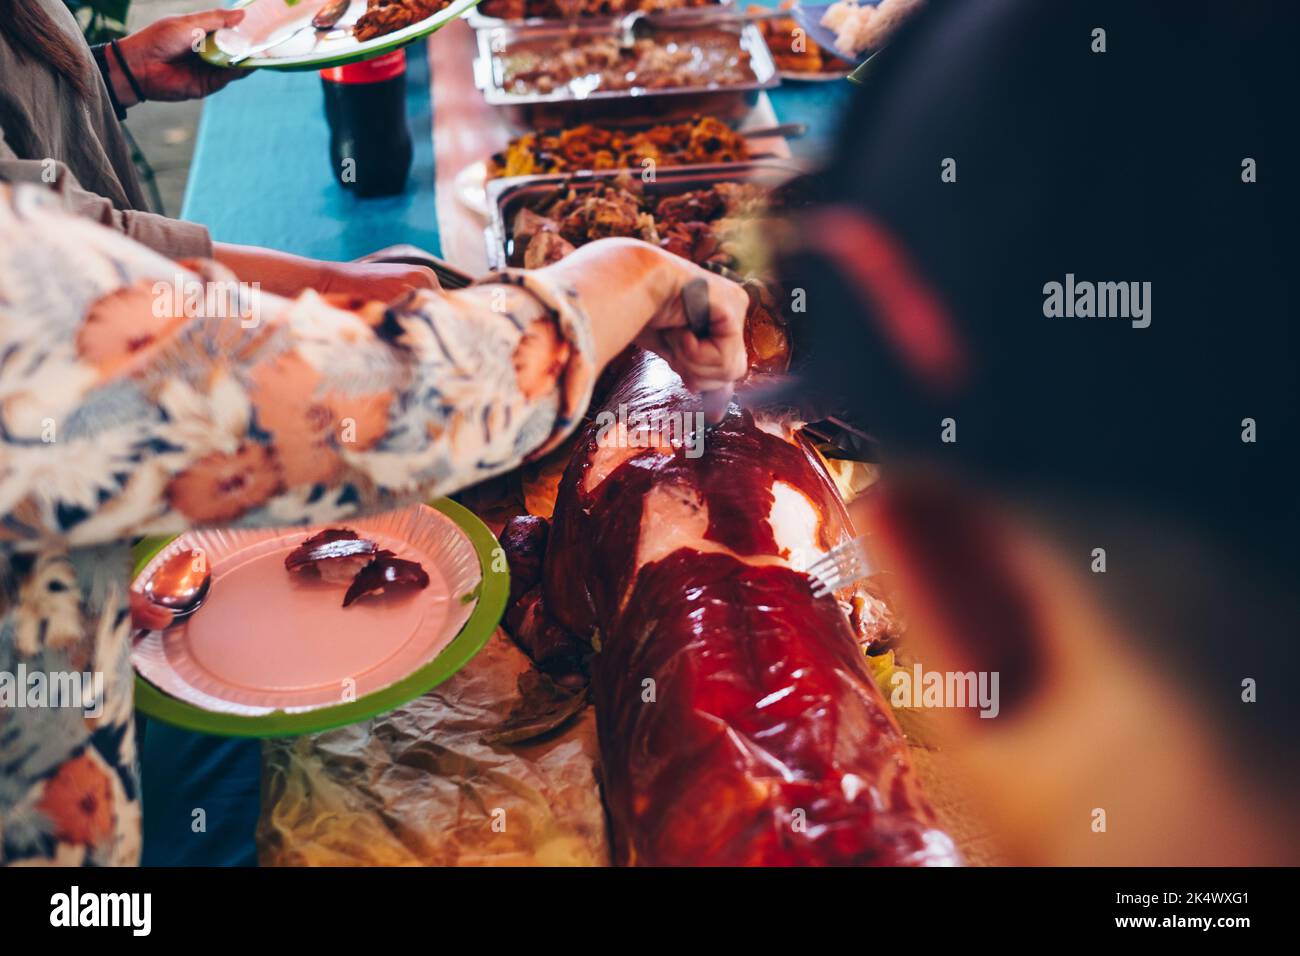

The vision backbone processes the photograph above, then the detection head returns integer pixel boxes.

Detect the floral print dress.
[0,184,595,865]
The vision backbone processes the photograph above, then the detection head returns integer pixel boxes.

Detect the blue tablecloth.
[142,18,854,868]
[181,34,440,259]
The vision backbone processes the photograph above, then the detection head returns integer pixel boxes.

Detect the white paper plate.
[132,504,482,720]
[201,0,483,71]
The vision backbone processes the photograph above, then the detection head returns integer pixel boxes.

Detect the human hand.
[113,9,248,105]
[546,239,750,410]
[633,255,750,415]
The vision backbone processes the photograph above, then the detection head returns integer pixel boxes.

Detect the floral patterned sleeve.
[0,185,596,544]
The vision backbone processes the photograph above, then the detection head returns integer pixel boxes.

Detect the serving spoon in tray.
[618,7,790,50]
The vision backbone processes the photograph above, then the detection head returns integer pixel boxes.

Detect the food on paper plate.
[353,0,455,42]
[342,550,431,606]
[487,117,749,179]
[821,0,925,58]
[478,0,715,21]
[752,1,853,73]
[285,529,430,606]
[499,29,756,95]
[284,528,379,584]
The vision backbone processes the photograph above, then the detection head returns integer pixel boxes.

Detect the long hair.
[0,0,94,99]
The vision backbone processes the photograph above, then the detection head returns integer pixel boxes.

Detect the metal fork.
[806,535,874,598]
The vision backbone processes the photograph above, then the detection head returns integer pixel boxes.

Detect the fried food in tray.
[487,117,750,179]
[353,0,455,41]
[478,0,716,22]
[500,28,756,95]
[751,1,853,74]
[508,172,771,269]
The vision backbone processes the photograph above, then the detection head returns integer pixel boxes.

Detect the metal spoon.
[309,0,354,31]
[139,547,213,622]
[227,0,352,65]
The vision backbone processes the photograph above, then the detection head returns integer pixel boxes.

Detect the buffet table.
[181,16,852,260]
[140,10,856,867]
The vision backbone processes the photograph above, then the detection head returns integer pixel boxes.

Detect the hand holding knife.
[681,276,733,426]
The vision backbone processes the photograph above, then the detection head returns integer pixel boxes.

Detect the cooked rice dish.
[820,0,924,58]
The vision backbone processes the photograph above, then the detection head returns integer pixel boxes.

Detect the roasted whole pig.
[522,350,960,865]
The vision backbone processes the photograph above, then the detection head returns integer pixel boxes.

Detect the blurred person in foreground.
[0,0,434,300]
[780,0,1297,863]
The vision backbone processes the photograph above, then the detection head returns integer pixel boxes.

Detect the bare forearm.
[214,242,440,301]
[213,242,325,297]
[541,238,677,368]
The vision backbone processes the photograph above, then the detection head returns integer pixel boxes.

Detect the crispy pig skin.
[542,350,959,865]
[342,550,430,607]
[284,529,377,573]
[501,515,550,607]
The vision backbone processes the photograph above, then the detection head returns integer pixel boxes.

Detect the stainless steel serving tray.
[465,0,734,31]
[473,13,780,130]
[484,159,803,270]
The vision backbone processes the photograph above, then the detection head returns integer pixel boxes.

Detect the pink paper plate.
[132,505,482,718]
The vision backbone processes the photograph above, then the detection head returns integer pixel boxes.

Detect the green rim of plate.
[200,0,483,72]
[130,497,507,738]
